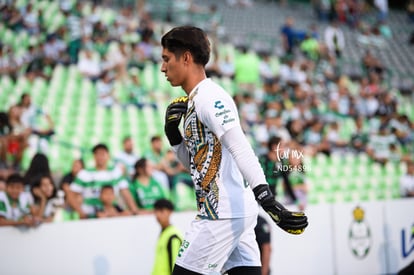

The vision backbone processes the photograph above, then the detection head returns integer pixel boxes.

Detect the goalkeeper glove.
[253,184,308,235]
[164,96,188,146]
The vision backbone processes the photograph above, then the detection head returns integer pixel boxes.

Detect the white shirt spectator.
[400,173,414,197]
[324,24,345,55]
[78,51,101,79]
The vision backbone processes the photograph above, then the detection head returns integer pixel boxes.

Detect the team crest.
[349,206,371,259]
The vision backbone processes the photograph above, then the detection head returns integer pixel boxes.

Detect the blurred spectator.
[374,0,389,22]
[19,93,54,152]
[362,50,384,76]
[366,125,397,165]
[287,119,306,145]
[21,3,40,35]
[280,17,305,55]
[408,0,414,22]
[304,120,329,155]
[145,136,170,190]
[77,48,101,81]
[0,175,5,192]
[63,9,82,63]
[350,117,369,153]
[23,152,52,188]
[152,198,183,275]
[31,175,57,222]
[0,173,39,227]
[114,136,140,177]
[135,28,159,65]
[390,114,413,147]
[96,185,131,218]
[400,161,414,198]
[130,158,168,210]
[325,121,348,152]
[161,150,192,190]
[217,54,235,79]
[0,44,12,76]
[258,52,276,83]
[96,71,117,108]
[43,33,69,67]
[300,32,320,61]
[59,158,84,195]
[124,68,157,109]
[313,0,333,22]
[278,58,307,85]
[254,215,271,275]
[234,45,260,94]
[4,5,24,32]
[67,143,139,218]
[324,20,345,58]
[0,112,11,169]
[258,137,297,203]
[8,105,30,171]
[239,93,260,134]
[286,143,308,211]
[106,42,129,80]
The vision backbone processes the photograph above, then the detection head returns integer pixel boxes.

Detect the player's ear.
[183,51,192,64]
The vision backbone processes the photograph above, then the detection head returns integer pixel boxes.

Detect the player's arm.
[221,127,308,234]
[196,95,308,234]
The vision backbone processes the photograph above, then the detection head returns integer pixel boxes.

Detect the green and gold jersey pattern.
[184,100,222,220]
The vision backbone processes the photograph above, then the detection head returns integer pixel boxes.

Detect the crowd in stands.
[0,0,414,228]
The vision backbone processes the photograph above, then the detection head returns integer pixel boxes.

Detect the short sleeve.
[118,178,129,189]
[70,170,88,193]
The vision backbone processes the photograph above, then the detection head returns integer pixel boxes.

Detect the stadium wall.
[0,199,413,275]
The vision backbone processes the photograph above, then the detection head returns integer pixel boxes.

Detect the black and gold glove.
[253,184,308,235]
[164,96,188,146]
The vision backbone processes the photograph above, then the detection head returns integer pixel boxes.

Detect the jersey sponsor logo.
[221,118,235,126]
[215,109,231,117]
[401,223,414,258]
[349,206,371,259]
[214,100,224,109]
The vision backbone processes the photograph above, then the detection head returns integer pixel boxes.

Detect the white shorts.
[175,214,261,274]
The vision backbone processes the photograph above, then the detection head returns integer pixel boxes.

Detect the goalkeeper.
[161,26,308,275]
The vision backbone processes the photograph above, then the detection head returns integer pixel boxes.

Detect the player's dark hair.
[154,199,174,211]
[92,143,109,153]
[6,173,24,186]
[161,26,210,66]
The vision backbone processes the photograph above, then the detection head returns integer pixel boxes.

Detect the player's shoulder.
[192,79,234,108]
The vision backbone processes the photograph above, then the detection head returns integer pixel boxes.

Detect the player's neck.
[182,68,206,94]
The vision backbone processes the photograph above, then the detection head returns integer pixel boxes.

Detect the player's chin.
[167,79,179,87]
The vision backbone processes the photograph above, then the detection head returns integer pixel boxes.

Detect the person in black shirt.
[254,215,271,275]
[259,136,297,203]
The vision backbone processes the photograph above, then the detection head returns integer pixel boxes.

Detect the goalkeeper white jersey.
[183,78,258,220]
